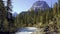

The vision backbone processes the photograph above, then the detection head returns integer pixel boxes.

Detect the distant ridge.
[12,12,18,17]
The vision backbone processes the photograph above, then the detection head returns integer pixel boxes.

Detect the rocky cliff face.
[31,1,49,11]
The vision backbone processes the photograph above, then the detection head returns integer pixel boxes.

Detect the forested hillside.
[15,0,60,33]
[0,0,60,34]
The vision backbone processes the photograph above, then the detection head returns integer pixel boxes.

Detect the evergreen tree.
[58,0,60,14]
[53,2,58,17]
[0,0,7,32]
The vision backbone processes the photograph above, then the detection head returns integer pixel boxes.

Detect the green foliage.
[0,0,60,33]
[14,1,60,33]
[15,9,49,28]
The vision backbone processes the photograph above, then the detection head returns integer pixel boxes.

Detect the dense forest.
[0,0,60,34]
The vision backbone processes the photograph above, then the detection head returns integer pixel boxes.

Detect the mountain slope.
[12,12,18,17]
[31,1,49,11]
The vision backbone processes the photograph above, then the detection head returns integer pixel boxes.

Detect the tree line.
[0,0,60,34]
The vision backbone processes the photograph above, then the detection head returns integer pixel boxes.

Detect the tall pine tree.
[0,0,7,32]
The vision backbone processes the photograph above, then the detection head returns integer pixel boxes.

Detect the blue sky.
[4,0,58,14]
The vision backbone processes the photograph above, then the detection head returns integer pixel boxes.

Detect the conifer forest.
[0,0,60,34]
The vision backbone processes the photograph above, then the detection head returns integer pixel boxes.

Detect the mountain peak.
[30,1,49,11]
[12,12,18,17]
